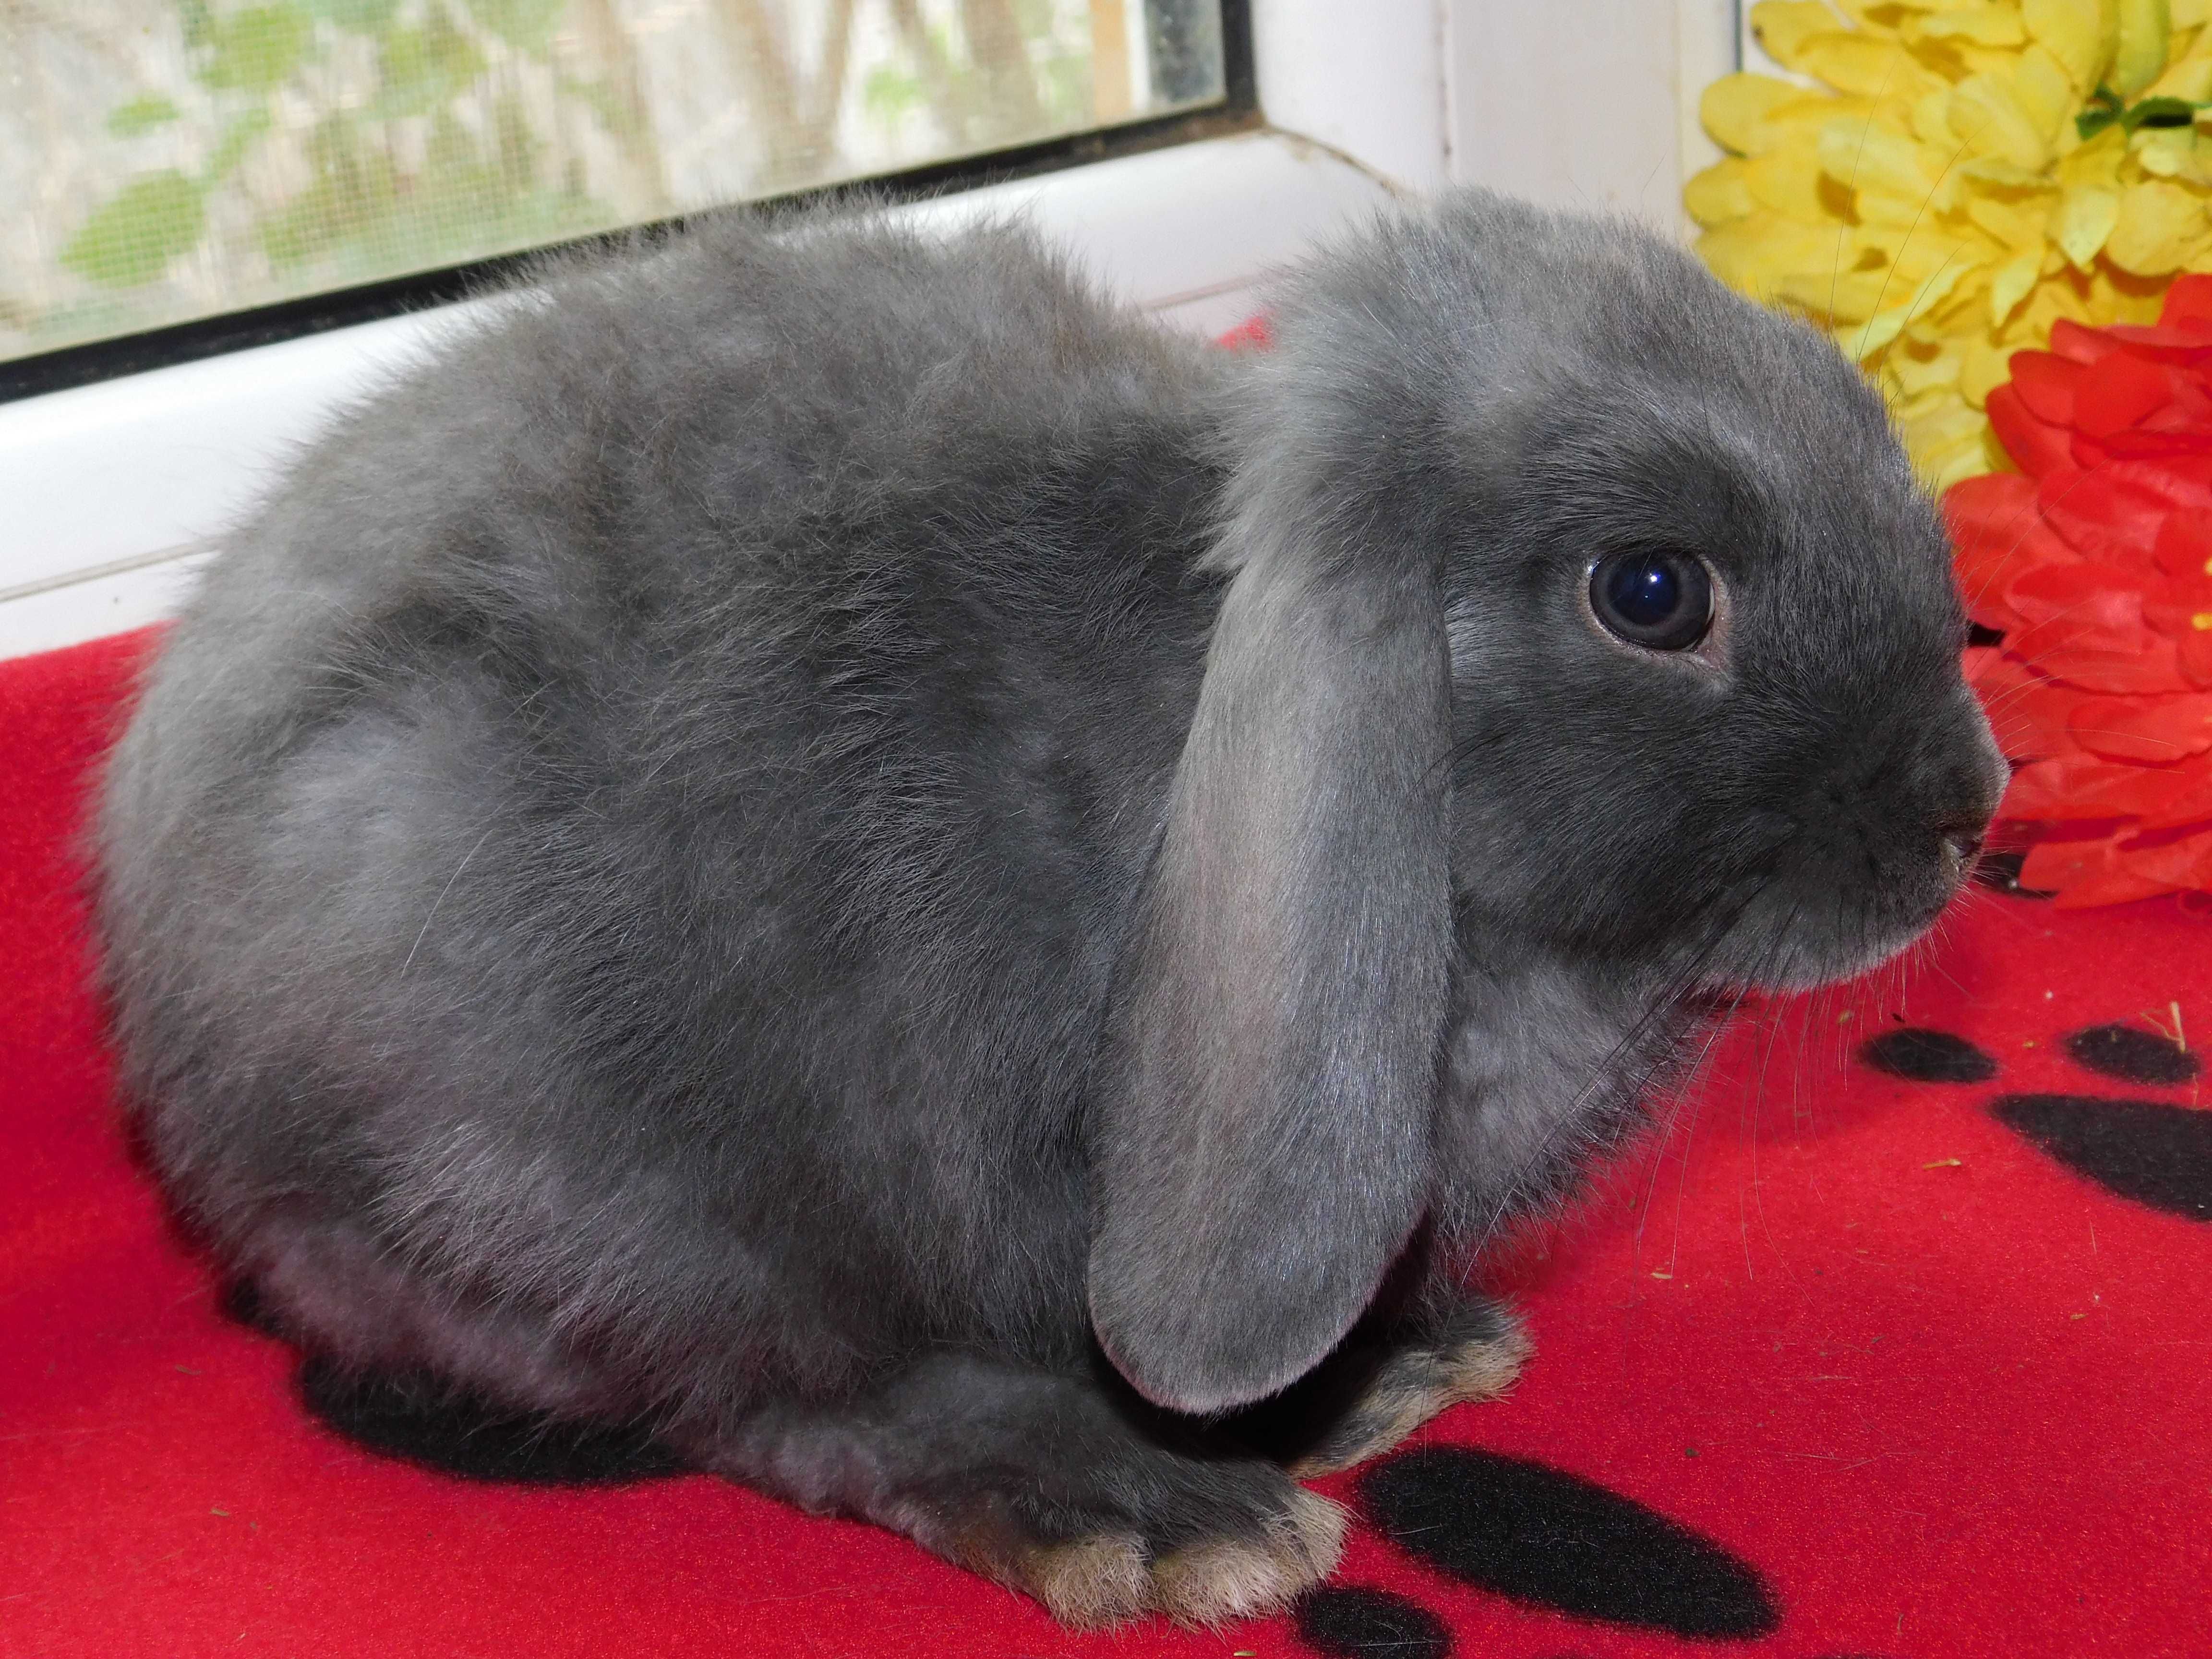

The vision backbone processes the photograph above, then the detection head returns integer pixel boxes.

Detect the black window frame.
[0,0,1255,405]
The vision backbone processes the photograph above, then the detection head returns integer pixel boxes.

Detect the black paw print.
[1297,1586,1454,1659]
[209,1283,681,1484]
[200,1291,692,1485]
[1296,1449,1779,1659]
[215,1280,689,1484]
[292,1358,689,1484]
[1863,1021,2211,1222]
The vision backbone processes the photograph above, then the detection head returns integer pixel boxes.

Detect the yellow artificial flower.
[1690,0,2212,487]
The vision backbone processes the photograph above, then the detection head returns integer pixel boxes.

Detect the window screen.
[0,0,1228,367]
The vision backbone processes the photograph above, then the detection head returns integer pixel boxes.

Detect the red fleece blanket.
[4,630,2207,1659]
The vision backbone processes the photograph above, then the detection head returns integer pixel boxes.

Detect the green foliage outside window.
[4,0,1216,364]
[55,1,627,302]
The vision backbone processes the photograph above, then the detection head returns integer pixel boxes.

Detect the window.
[1,0,1231,373]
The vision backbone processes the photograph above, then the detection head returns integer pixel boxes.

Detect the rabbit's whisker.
[1850,135,1975,363]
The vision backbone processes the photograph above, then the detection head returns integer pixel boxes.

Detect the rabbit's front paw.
[1139,1483,1347,1627]
[699,1353,1346,1630]
[1288,1303,1531,1478]
[954,1478,1346,1629]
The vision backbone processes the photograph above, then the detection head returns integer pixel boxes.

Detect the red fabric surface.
[4,629,2208,1659]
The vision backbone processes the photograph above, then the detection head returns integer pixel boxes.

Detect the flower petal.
[2158,273,2212,332]
[2068,691,2212,762]
[2006,557,2148,629]
[2026,832,2180,906]
[2019,752,2206,817]
[2084,427,2212,461]
[1701,73,1816,155]
[2036,467,2176,558]
[1685,159,1756,227]
[2094,324,2212,363]
[1947,473,2079,626]
[2105,180,2212,278]
[2007,349,2083,424]
[2133,768,2212,829]
[2014,674,2098,753]
[1751,0,1856,71]
[2179,621,2212,686]
[2073,349,2174,434]
[2110,824,2212,894]
[2108,455,2212,509]
[2152,507,2212,580]
[2048,318,2121,364]
[2008,618,2190,692]
[1987,383,2078,474]
[2052,182,2120,269]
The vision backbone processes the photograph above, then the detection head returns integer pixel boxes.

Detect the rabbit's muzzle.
[1921,686,2010,895]
[1748,684,2007,987]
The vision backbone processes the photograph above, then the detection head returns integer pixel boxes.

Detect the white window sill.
[0,128,1396,661]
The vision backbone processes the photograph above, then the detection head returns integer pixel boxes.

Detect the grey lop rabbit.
[91,189,2007,1628]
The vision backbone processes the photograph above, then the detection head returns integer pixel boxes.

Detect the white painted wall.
[1250,0,1736,222]
[1443,0,1735,225]
[1252,0,1450,194]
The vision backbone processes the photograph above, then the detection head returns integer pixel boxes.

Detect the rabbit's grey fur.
[92,190,2004,1626]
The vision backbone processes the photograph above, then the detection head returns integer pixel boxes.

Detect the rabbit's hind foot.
[694,1352,1346,1630]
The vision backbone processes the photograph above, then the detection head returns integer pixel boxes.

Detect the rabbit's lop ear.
[1089,387,1455,1415]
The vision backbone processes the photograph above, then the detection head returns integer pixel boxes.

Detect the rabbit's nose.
[1938,826,1984,881]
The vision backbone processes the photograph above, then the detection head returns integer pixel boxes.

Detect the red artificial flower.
[1215,314,1272,350]
[1947,275,2212,905]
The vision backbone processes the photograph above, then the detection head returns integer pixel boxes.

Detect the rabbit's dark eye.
[1587,550,1714,651]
